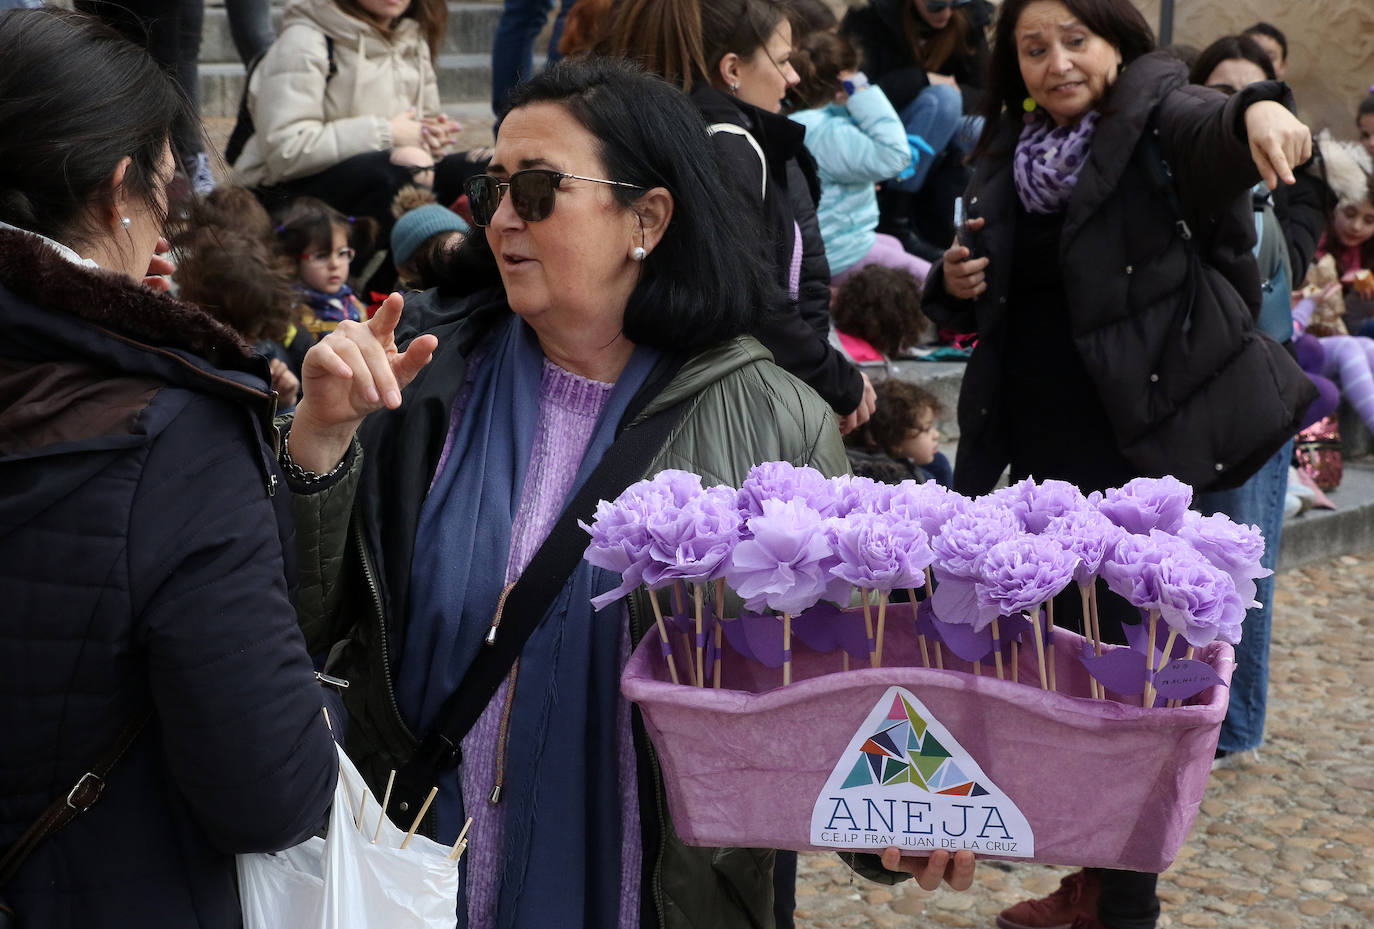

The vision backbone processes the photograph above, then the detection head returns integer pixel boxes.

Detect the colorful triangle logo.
[810,686,1035,857]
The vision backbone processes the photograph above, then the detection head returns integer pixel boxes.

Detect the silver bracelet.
[279,429,349,484]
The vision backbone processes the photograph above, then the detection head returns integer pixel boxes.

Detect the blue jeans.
[1194,438,1293,753]
[491,0,575,115]
[886,83,982,193]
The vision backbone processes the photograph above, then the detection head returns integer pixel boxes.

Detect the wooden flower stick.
[989,618,1006,680]
[1088,584,1105,699]
[1028,609,1049,690]
[693,583,706,689]
[1045,597,1058,692]
[400,786,438,849]
[713,579,726,689]
[1078,585,1100,699]
[447,816,474,861]
[646,588,681,685]
[782,612,793,686]
[673,582,696,686]
[373,769,396,844]
[1143,609,1160,708]
[355,788,370,832]
[860,589,876,667]
[907,588,931,668]
[1010,640,1019,684]
[874,591,889,667]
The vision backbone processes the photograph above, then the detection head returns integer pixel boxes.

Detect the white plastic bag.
[237,744,460,929]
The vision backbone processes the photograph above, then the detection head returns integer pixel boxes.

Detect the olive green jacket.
[289,294,849,929]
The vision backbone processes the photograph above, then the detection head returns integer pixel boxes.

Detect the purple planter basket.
[622,608,1233,872]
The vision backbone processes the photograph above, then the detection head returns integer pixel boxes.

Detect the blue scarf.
[399,314,658,929]
[297,282,361,323]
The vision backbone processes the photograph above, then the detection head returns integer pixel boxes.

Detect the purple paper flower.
[1153,553,1246,646]
[1177,511,1270,607]
[998,477,1089,533]
[931,507,1023,580]
[642,485,742,586]
[737,461,835,522]
[724,497,850,614]
[828,474,891,517]
[1099,529,1201,611]
[1097,476,1193,535]
[582,479,674,608]
[647,468,706,507]
[884,480,968,538]
[1043,509,1121,585]
[828,511,935,591]
[975,535,1081,621]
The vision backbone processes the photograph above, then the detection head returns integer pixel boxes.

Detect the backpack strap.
[389,387,694,822]
[0,709,152,887]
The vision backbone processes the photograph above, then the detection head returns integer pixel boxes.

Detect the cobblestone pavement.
[794,552,1374,929]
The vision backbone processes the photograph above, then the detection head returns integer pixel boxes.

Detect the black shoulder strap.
[392,389,694,813]
[0,709,151,887]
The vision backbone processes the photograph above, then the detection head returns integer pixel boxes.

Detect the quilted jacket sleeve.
[249,25,392,184]
[127,393,337,855]
[288,432,366,655]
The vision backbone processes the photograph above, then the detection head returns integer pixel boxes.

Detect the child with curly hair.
[830,264,929,361]
[844,378,950,486]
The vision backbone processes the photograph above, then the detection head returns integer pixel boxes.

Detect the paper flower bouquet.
[585,465,1252,871]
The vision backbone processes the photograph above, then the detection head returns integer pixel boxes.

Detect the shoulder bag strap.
[393,393,694,808]
[0,708,152,886]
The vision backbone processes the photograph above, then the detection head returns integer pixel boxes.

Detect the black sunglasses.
[923,0,971,12]
[464,169,645,226]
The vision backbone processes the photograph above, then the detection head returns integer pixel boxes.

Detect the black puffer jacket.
[0,229,337,928]
[840,0,992,114]
[922,53,1316,494]
[691,83,864,415]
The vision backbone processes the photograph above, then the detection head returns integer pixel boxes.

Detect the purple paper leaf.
[788,603,874,659]
[927,610,994,662]
[729,612,786,668]
[1080,646,1149,696]
[915,598,938,637]
[1153,658,1226,699]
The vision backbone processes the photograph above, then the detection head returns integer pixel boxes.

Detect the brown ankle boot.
[996,869,1101,929]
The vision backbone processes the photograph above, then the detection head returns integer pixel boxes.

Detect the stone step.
[198,1,502,64]
[199,52,497,118]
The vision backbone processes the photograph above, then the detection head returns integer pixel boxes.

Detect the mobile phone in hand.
[953,196,980,259]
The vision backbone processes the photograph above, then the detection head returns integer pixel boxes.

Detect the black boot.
[876,187,946,263]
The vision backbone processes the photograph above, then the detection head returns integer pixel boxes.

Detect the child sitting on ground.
[830,264,929,362]
[274,197,376,335]
[390,186,469,291]
[844,379,951,486]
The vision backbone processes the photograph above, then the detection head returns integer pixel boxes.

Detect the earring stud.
[120,216,132,229]
[632,246,647,261]
[729,82,740,93]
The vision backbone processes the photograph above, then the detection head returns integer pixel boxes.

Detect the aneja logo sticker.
[810,687,1034,857]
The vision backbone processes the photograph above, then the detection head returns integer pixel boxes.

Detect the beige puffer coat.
[231,0,440,186]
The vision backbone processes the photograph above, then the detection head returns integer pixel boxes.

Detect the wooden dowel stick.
[908,588,931,669]
[1079,586,1100,699]
[1143,610,1159,708]
[447,817,474,860]
[874,592,888,668]
[694,583,705,689]
[373,769,396,844]
[647,588,681,685]
[714,579,726,689]
[1046,597,1058,692]
[782,612,793,687]
[355,788,370,832]
[713,622,723,689]
[1029,610,1049,690]
[860,590,875,666]
[1089,585,1105,700]
[990,618,1005,680]
[400,786,438,849]
[321,706,333,732]
[934,642,944,670]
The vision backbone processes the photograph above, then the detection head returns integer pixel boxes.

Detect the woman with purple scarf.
[920,0,1312,928]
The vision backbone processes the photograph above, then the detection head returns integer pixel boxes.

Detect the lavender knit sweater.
[437,358,642,929]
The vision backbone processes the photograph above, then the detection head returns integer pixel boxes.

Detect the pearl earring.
[632,246,647,261]
[729,82,740,94]
[120,216,132,229]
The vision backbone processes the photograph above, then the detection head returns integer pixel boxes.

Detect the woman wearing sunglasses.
[601,0,877,438]
[281,56,975,929]
[840,0,991,260]
[923,1,1314,928]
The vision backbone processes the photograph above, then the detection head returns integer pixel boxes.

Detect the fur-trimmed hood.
[0,228,279,437]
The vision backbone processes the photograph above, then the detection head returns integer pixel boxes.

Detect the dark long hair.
[975,0,1154,155]
[903,3,973,75]
[788,30,859,110]
[448,57,774,354]
[1188,34,1275,89]
[598,0,789,93]
[0,9,190,251]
